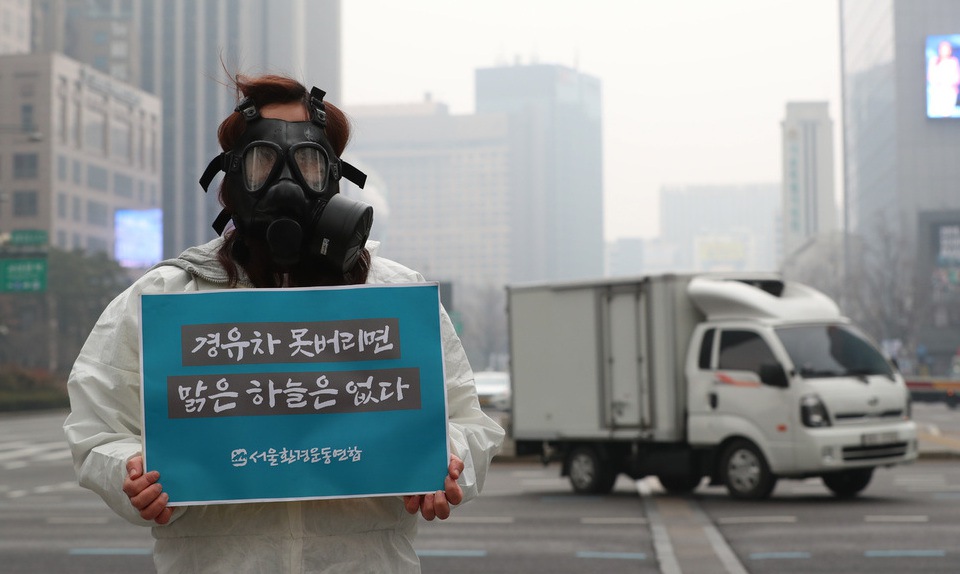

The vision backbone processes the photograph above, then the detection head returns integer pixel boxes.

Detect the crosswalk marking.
[0,440,71,469]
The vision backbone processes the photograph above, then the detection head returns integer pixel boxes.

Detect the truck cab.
[685,276,918,498]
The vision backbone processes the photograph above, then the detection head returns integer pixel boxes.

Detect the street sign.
[8,229,48,246]
[0,229,49,292]
[0,258,47,292]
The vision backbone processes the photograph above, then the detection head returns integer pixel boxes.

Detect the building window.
[57,155,68,181]
[13,153,38,179]
[57,230,67,249]
[20,104,34,132]
[13,190,38,217]
[86,200,109,226]
[57,192,68,219]
[73,159,82,184]
[114,173,134,197]
[72,196,82,222]
[87,165,109,191]
[84,109,107,153]
[111,120,131,160]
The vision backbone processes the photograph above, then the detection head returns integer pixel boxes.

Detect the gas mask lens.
[293,146,326,192]
[243,145,279,191]
[240,143,329,193]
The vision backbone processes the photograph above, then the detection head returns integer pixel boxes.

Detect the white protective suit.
[64,237,505,574]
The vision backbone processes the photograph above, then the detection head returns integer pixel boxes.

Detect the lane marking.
[637,478,749,574]
[576,551,647,560]
[522,478,569,487]
[48,516,111,525]
[932,493,960,500]
[416,549,487,557]
[717,516,797,525]
[3,481,79,498]
[447,516,514,524]
[865,550,946,558]
[750,552,811,560]
[699,512,751,574]
[0,442,68,462]
[70,548,152,556]
[637,479,682,574]
[864,515,928,523]
[581,517,647,525]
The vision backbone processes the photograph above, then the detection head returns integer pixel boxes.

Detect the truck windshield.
[774,324,894,379]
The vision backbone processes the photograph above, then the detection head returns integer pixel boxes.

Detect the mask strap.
[212,209,233,235]
[199,153,225,191]
[309,87,327,128]
[341,160,367,189]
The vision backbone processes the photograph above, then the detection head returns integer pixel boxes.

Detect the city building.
[348,98,513,290]
[476,63,604,283]
[780,101,837,263]
[33,0,342,258]
[840,0,960,371]
[657,183,780,272]
[0,51,161,257]
[0,0,31,55]
[350,63,605,289]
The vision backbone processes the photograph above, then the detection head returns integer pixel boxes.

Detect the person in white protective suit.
[63,73,505,573]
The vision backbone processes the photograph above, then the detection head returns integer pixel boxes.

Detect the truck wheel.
[568,446,617,494]
[657,473,702,494]
[720,440,777,500]
[822,468,874,498]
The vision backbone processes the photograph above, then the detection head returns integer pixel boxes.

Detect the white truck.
[507,273,918,499]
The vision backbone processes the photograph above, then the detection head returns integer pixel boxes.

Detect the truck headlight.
[801,394,831,427]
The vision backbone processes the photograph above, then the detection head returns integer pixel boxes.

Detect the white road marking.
[864,515,929,523]
[581,517,647,525]
[717,515,797,525]
[447,516,515,524]
[47,516,111,525]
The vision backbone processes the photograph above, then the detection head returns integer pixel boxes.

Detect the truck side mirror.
[759,364,789,388]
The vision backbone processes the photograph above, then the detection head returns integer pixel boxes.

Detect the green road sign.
[0,258,47,292]
[9,229,49,246]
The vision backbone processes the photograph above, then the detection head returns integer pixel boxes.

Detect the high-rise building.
[840,0,960,370]
[476,64,604,283]
[0,52,161,256]
[33,0,342,258]
[780,102,836,262]
[348,99,513,290]
[0,0,31,55]
[349,63,604,289]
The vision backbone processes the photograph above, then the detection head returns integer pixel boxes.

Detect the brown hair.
[214,74,370,287]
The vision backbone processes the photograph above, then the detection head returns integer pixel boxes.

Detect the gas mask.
[200,87,372,273]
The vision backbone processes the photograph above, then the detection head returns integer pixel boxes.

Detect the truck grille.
[842,442,909,461]
[833,410,904,423]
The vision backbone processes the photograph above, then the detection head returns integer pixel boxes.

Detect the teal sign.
[9,229,48,245]
[140,283,449,505]
[0,258,47,292]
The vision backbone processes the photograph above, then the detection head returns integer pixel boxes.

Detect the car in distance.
[474,370,511,411]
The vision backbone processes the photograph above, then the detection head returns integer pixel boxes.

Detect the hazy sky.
[341,0,842,242]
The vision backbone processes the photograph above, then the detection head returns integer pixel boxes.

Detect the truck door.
[601,288,647,428]
[694,327,795,470]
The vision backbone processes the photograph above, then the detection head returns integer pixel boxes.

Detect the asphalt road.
[4,405,960,573]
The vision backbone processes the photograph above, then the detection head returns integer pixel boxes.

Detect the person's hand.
[403,454,464,520]
[123,455,174,525]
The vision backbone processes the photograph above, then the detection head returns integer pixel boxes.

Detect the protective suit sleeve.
[63,269,186,527]
[438,305,505,504]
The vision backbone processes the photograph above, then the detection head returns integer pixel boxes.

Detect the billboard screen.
[926,34,960,118]
[115,208,162,268]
